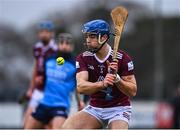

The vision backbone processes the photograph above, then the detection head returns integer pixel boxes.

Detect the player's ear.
[102,34,108,41]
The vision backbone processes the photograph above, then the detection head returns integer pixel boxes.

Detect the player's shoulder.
[119,50,133,62]
[111,49,132,60]
[33,42,43,56]
[118,50,129,56]
[110,49,124,60]
[66,55,76,66]
[49,39,58,50]
[46,52,57,60]
[82,51,94,57]
[34,41,43,49]
[77,51,94,58]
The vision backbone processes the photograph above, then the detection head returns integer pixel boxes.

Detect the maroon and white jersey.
[76,45,135,108]
[33,39,57,90]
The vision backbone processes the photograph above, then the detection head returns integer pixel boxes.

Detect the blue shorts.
[32,103,68,124]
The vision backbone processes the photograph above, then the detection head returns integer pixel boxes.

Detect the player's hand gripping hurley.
[104,6,128,100]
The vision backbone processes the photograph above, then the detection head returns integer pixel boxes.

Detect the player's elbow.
[130,85,137,97]
[131,90,136,97]
[77,82,86,94]
[77,83,92,95]
[77,87,91,95]
[77,86,83,94]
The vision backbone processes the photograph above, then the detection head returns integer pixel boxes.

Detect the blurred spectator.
[156,102,173,128]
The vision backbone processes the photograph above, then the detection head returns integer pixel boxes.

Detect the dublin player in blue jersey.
[24,33,84,129]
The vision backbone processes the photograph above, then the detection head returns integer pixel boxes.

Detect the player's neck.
[95,43,110,61]
[42,39,51,47]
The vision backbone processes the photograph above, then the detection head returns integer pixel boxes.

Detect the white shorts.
[28,89,44,110]
[83,105,132,127]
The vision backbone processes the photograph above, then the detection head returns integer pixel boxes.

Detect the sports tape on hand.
[114,74,121,83]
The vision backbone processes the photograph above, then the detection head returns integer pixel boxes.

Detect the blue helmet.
[82,19,110,53]
[82,19,110,36]
[38,21,54,31]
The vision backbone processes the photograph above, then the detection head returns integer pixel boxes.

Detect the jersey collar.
[94,44,112,63]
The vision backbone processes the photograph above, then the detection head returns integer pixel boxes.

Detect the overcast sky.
[0,0,179,30]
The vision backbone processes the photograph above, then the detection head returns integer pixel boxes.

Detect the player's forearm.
[29,71,37,90]
[77,81,104,95]
[28,60,37,91]
[28,74,36,91]
[28,80,35,91]
[115,79,137,97]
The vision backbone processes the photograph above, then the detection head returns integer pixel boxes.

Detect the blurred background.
[0,0,179,128]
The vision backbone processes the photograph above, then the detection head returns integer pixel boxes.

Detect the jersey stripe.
[110,50,123,59]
